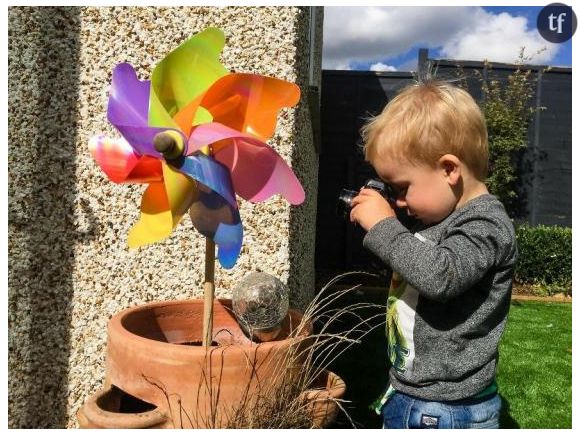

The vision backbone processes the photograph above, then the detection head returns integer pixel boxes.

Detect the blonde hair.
[362,80,489,180]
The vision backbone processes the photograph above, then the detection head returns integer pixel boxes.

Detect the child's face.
[372,155,458,225]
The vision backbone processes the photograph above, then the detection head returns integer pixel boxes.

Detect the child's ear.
[438,154,461,186]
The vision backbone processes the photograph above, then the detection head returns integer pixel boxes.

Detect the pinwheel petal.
[149,27,228,130]
[107,63,150,127]
[213,219,243,269]
[107,63,185,158]
[172,93,213,137]
[127,162,198,248]
[188,123,305,205]
[128,181,174,248]
[88,135,163,183]
[200,73,300,141]
[169,153,242,268]
[171,153,237,209]
[162,162,199,218]
[188,185,243,269]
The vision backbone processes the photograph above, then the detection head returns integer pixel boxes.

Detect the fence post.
[531,68,543,226]
[418,48,429,80]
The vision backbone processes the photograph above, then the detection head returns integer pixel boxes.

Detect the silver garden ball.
[232,272,289,342]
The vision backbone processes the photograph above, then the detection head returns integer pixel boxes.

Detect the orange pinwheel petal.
[200,73,300,141]
[172,93,213,137]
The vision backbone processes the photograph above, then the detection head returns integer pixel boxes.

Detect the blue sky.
[323,6,572,71]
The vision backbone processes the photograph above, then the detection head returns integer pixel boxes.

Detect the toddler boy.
[350,80,517,429]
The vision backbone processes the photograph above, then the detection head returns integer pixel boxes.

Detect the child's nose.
[395,198,407,208]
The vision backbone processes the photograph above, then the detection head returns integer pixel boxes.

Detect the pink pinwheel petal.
[188,123,305,205]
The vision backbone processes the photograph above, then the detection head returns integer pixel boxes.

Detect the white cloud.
[440,12,559,64]
[332,61,353,70]
[369,62,397,72]
[323,6,480,68]
[323,6,560,70]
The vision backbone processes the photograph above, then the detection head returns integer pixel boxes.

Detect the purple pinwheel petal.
[108,63,150,126]
[107,63,185,158]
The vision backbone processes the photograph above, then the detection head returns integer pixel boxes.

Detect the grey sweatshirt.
[363,194,517,401]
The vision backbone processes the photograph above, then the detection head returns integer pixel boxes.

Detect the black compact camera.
[337,179,396,217]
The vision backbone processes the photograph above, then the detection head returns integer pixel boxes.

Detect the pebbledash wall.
[8,6,323,428]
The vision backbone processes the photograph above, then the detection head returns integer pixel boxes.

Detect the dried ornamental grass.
[146,272,385,428]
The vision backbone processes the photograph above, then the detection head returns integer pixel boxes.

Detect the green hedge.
[515,224,572,295]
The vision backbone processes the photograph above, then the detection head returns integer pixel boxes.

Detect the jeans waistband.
[442,391,498,406]
[396,382,498,406]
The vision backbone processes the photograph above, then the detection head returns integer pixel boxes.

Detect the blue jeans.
[381,391,502,429]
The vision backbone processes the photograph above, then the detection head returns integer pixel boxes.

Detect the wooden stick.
[202,238,216,347]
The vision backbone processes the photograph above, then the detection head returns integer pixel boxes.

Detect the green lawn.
[324,293,572,429]
[497,300,572,428]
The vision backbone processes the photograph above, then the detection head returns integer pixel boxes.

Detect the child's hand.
[350,188,396,231]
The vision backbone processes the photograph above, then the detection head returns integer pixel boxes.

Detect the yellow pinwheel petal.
[127,163,198,248]
[128,182,174,248]
[162,161,198,217]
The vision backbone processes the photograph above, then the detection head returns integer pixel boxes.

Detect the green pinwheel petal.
[193,106,213,126]
[149,27,229,128]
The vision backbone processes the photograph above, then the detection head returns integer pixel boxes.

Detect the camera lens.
[337,189,358,216]
[338,189,357,207]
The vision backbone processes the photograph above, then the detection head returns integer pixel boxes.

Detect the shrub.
[515,224,572,295]
[480,57,541,211]
[455,48,546,216]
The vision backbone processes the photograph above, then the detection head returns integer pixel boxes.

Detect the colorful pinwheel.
[89,27,305,269]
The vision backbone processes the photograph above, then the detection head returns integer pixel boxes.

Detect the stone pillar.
[8,6,322,428]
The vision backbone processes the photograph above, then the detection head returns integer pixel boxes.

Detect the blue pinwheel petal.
[213,221,243,269]
[188,188,243,269]
[172,154,237,208]
[171,153,242,268]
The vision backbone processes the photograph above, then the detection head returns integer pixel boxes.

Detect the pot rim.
[108,298,312,353]
[79,386,168,428]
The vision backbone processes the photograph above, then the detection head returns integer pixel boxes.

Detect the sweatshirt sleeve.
[363,214,512,302]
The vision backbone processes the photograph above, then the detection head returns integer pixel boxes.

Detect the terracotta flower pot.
[76,385,171,428]
[78,370,346,429]
[78,369,346,429]
[300,370,346,428]
[79,298,342,428]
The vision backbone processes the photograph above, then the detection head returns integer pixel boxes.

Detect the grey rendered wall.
[8,6,322,428]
